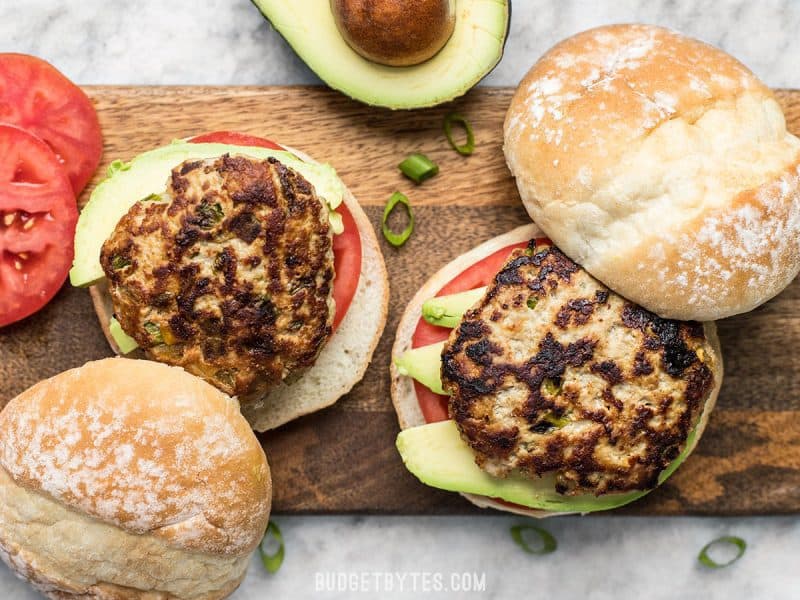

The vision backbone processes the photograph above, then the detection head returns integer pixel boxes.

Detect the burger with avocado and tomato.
[390,224,722,516]
[70,132,388,431]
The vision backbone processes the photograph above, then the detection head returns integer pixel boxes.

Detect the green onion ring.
[259,521,285,574]
[382,192,414,247]
[510,524,557,555]
[398,153,439,184]
[698,536,746,568]
[443,113,475,155]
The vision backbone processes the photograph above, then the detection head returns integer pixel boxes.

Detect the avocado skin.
[250,0,511,109]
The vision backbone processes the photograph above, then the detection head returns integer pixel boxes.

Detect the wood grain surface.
[2,86,800,515]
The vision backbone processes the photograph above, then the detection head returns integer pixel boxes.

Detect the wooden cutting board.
[2,85,800,515]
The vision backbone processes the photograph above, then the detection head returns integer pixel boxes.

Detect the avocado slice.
[251,0,510,109]
[397,419,698,512]
[109,317,139,354]
[394,341,447,395]
[70,141,344,287]
[422,286,486,328]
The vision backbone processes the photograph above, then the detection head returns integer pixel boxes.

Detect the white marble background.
[2,1,800,598]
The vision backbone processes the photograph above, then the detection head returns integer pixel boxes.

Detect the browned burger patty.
[441,240,717,496]
[100,154,335,397]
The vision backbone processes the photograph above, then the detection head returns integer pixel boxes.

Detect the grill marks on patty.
[101,154,335,398]
[441,241,715,496]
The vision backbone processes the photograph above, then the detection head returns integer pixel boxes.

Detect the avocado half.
[251,0,511,109]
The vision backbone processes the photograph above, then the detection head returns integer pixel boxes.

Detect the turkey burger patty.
[100,153,334,397]
[441,240,717,496]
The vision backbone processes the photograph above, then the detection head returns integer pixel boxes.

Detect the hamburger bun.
[0,358,271,599]
[504,24,800,321]
[390,225,722,517]
[91,145,389,432]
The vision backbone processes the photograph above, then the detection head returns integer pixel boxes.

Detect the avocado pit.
[330,0,456,67]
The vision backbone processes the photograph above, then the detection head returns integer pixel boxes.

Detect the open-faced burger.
[391,224,722,515]
[70,132,388,431]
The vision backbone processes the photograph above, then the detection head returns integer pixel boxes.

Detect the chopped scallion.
[542,378,562,396]
[143,321,163,344]
[399,153,439,184]
[106,159,132,178]
[698,536,746,568]
[382,192,414,247]
[259,521,285,574]
[443,113,475,156]
[111,255,130,270]
[510,524,557,555]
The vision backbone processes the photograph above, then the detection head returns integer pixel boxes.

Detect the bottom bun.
[390,225,722,517]
[0,358,271,599]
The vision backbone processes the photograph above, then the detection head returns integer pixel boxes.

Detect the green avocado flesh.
[422,286,486,328]
[397,419,698,513]
[396,289,701,511]
[251,0,510,109]
[70,141,344,287]
[395,341,446,395]
[109,317,138,354]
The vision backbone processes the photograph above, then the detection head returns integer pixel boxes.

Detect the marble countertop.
[2,1,800,598]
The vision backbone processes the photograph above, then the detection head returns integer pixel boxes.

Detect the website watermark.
[314,571,487,594]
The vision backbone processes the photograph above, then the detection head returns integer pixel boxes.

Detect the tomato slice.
[188,131,283,150]
[331,201,362,331]
[0,125,77,327]
[188,131,361,332]
[410,241,533,423]
[0,54,102,195]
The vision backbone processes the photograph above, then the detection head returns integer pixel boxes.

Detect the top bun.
[504,24,800,320]
[0,358,271,599]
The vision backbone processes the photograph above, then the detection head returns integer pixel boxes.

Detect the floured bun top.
[504,24,800,320]
[0,357,271,557]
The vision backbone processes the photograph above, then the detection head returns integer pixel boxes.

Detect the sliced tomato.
[331,200,362,331]
[188,131,283,150]
[0,54,102,195]
[411,241,535,423]
[0,125,77,327]
[188,131,361,332]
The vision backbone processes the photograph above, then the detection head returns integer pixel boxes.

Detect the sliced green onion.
[527,296,538,310]
[382,192,414,247]
[443,113,475,156]
[399,153,439,184]
[698,536,746,568]
[259,521,285,574]
[510,524,557,555]
[197,201,224,228]
[542,412,570,428]
[542,378,562,396]
[111,255,130,270]
[143,321,163,344]
[106,159,132,178]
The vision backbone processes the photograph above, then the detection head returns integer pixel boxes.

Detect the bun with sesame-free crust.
[0,358,271,599]
[504,24,800,321]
